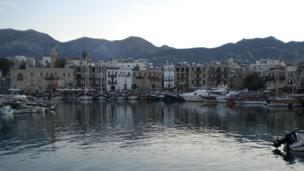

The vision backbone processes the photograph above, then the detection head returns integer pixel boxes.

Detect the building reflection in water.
[0,101,304,164]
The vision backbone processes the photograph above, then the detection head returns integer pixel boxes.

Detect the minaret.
[50,44,57,68]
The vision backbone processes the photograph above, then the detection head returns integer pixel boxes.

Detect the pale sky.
[1,0,304,48]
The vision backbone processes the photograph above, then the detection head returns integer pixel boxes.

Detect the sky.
[1,0,304,48]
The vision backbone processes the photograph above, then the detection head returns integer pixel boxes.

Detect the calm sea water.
[1,101,304,171]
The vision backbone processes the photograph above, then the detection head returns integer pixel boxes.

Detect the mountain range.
[1,28,304,64]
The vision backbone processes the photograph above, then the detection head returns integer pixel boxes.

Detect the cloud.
[0,0,16,12]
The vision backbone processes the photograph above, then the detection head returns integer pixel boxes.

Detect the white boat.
[0,105,14,115]
[95,94,108,100]
[78,52,93,101]
[115,94,127,100]
[201,95,217,104]
[274,131,304,152]
[127,94,140,100]
[96,70,108,101]
[235,95,266,107]
[216,91,240,103]
[78,94,94,101]
[180,89,208,102]
[265,97,301,108]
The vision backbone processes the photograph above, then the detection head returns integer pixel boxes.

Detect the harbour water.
[1,101,304,171]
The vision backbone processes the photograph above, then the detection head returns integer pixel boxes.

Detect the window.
[17,73,23,81]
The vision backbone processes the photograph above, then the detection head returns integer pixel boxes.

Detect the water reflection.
[0,101,304,170]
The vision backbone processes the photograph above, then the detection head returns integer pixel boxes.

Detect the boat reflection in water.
[0,101,304,171]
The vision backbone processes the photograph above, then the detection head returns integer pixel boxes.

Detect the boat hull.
[78,95,94,101]
[181,95,204,102]
[127,95,139,100]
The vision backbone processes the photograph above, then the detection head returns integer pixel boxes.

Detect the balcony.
[108,74,117,78]
[108,81,117,85]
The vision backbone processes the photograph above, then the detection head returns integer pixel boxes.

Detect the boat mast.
[82,51,89,94]
[100,68,103,93]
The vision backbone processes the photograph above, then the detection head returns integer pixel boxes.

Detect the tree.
[0,58,13,75]
[242,73,265,91]
[55,58,66,68]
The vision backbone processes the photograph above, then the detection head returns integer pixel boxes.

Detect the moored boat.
[274,131,304,152]
[265,97,301,108]
[95,93,108,101]
[127,93,140,100]
[163,93,185,103]
[115,93,127,100]
[235,94,266,107]
[180,89,207,102]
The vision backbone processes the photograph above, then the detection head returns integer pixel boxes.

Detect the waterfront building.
[106,59,149,70]
[188,64,208,89]
[296,62,304,91]
[285,66,297,92]
[133,68,163,91]
[106,67,133,91]
[226,58,247,90]
[175,62,190,90]
[206,62,229,87]
[250,59,285,76]
[12,55,36,68]
[73,64,106,91]
[263,66,286,91]
[10,67,74,94]
[163,62,175,89]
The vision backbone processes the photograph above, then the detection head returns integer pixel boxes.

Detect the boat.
[115,93,127,100]
[145,93,161,101]
[273,131,304,152]
[216,91,240,103]
[9,101,41,114]
[200,95,217,104]
[265,97,302,109]
[95,70,108,101]
[127,93,140,100]
[78,51,94,101]
[0,104,14,116]
[235,94,266,107]
[163,93,185,103]
[78,93,94,101]
[95,93,108,100]
[180,89,207,102]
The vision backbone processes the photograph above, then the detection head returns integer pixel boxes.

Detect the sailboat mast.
[100,69,103,93]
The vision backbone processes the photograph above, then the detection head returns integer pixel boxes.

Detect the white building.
[163,62,175,89]
[41,56,52,67]
[65,57,83,66]
[106,67,133,91]
[285,66,297,87]
[13,55,36,68]
[250,59,286,76]
[106,60,148,70]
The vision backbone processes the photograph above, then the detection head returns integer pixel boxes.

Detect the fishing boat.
[264,97,301,108]
[273,131,304,152]
[95,70,108,101]
[127,93,140,100]
[0,104,14,116]
[8,101,41,114]
[115,93,127,100]
[235,94,266,107]
[78,51,94,101]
